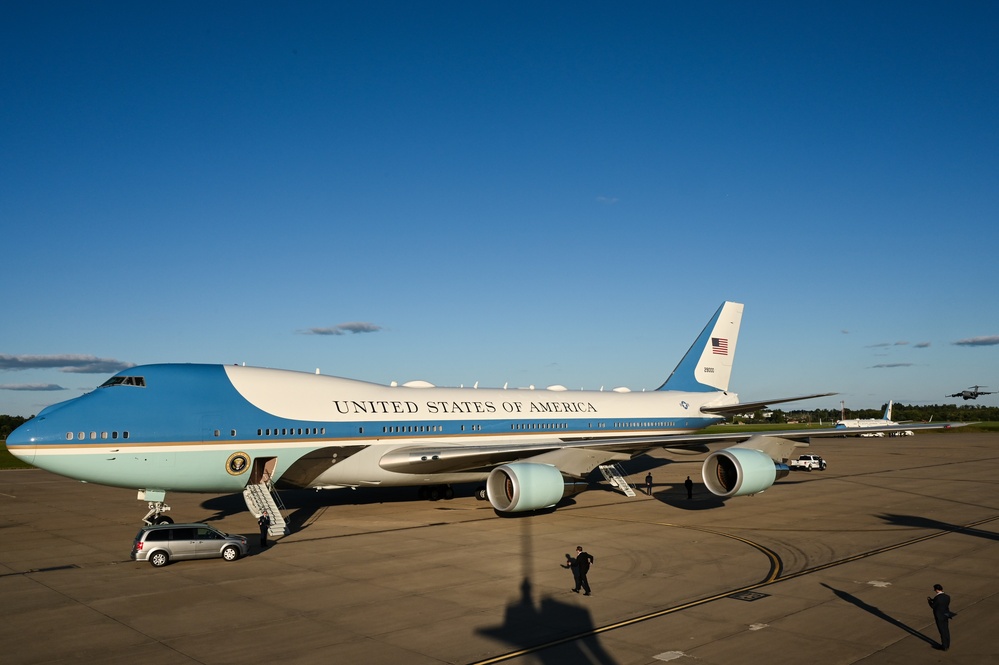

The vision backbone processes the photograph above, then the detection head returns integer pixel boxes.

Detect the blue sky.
[3,2,997,418]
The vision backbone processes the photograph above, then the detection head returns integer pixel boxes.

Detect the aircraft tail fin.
[884,401,893,421]
[658,302,743,393]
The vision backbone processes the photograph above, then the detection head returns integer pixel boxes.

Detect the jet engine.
[486,462,566,513]
[702,447,789,498]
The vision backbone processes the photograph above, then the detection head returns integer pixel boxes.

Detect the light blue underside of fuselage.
[8,364,719,492]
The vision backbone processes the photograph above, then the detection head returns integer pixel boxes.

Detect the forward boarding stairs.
[599,463,637,498]
[243,480,289,538]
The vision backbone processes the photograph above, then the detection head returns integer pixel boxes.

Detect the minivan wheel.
[150,551,169,567]
[222,545,239,562]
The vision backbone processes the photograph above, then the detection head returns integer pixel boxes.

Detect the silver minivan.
[131,523,248,567]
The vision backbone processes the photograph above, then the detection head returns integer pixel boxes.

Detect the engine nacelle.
[702,447,785,498]
[486,462,566,513]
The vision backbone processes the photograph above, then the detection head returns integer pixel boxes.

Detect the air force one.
[6,302,957,525]
[835,401,914,437]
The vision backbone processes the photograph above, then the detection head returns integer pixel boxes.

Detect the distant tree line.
[1,414,29,440]
[770,404,999,424]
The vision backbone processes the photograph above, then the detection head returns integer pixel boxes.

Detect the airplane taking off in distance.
[948,385,995,401]
[6,302,959,525]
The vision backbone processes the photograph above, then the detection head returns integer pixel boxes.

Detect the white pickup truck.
[789,454,827,471]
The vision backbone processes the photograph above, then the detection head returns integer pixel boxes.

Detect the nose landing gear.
[139,490,173,524]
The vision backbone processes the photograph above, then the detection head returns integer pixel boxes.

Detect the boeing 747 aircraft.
[6,302,954,525]
[835,401,914,436]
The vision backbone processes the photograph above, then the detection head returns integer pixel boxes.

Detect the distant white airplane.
[6,302,955,525]
[835,401,914,437]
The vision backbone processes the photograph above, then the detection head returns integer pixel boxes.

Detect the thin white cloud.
[869,363,914,369]
[0,383,67,391]
[596,196,619,205]
[953,336,999,347]
[0,354,135,373]
[299,322,383,336]
[914,341,931,348]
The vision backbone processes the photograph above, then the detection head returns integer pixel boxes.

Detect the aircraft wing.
[377,420,967,477]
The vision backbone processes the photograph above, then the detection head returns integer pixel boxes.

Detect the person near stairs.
[258,510,271,548]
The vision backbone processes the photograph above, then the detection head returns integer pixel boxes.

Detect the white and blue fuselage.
[12,302,850,516]
[9,363,730,493]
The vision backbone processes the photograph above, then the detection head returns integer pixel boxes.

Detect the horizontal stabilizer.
[701,393,837,416]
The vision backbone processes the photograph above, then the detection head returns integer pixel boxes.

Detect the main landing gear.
[417,484,455,501]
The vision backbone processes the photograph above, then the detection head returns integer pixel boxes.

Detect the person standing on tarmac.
[928,583,954,650]
[571,546,594,596]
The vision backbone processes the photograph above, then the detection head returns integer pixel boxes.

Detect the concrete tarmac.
[2,432,998,664]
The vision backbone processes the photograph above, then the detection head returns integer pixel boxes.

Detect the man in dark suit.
[572,546,594,596]
[927,583,953,650]
[258,510,271,548]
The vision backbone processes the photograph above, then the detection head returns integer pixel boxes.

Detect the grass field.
[0,444,32,470]
[3,422,996,471]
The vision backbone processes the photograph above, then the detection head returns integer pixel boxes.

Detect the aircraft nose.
[5,422,36,465]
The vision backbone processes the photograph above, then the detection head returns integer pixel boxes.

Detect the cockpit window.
[99,376,146,388]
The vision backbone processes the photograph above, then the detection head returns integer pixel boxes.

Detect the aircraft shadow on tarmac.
[199,482,579,536]
[635,481,725,510]
[478,576,617,665]
[821,583,938,647]
[877,513,999,542]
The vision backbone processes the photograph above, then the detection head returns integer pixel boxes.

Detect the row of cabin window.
[382,425,445,433]
[67,431,130,440]
[255,427,327,436]
[613,421,676,428]
[511,422,568,430]
[509,421,676,431]
[66,420,677,442]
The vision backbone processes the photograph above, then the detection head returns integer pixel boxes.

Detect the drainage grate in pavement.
[728,591,769,602]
